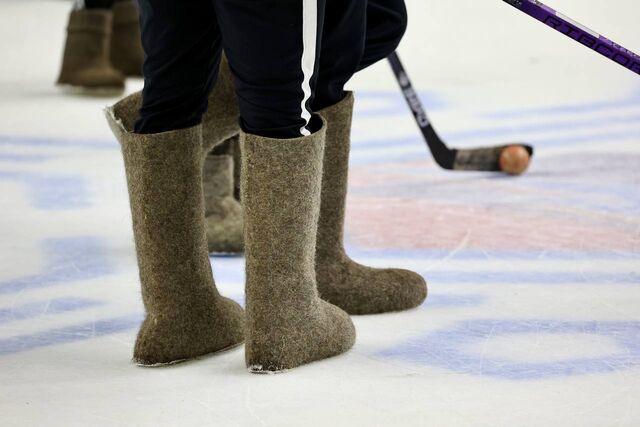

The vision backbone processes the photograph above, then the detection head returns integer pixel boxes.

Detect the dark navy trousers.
[133,0,407,138]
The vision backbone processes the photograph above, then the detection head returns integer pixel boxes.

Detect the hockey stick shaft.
[387,52,456,169]
[503,0,640,76]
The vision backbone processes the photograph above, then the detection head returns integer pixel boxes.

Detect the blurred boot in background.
[57,0,144,94]
[57,6,125,94]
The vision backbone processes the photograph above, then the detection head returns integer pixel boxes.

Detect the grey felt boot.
[105,104,244,366]
[203,152,244,254]
[242,123,356,373]
[316,93,427,314]
[57,9,125,94]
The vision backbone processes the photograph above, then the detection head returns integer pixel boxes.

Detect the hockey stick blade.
[388,52,534,172]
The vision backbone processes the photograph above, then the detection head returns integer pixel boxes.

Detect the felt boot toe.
[134,296,244,366]
[247,300,355,373]
[317,261,427,315]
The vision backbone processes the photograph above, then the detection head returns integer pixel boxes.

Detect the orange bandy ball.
[499,145,530,175]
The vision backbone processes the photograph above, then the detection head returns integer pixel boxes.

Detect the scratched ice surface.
[1,1,639,426]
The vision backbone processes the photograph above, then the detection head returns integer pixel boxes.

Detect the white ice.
[1,0,639,426]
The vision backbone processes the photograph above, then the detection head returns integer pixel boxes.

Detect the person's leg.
[311,0,408,110]
[105,0,244,366]
[214,0,325,139]
[214,0,356,372]
[312,0,367,111]
[134,0,223,134]
[312,0,427,315]
[358,0,408,71]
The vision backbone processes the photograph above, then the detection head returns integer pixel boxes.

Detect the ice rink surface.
[1,0,639,426]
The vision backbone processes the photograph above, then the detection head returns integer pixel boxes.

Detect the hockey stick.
[502,0,640,76]
[388,52,534,172]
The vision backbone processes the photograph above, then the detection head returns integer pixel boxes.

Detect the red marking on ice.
[345,196,640,251]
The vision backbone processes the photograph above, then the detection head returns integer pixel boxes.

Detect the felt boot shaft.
[105,109,244,365]
[120,126,216,312]
[241,125,355,372]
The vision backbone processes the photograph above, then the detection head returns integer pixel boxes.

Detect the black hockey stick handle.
[387,52,456,169]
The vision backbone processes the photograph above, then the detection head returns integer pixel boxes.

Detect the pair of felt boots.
[106,62,427,372]
[57,0,143,93]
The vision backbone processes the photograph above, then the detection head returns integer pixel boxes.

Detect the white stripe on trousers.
[299,0,318,136]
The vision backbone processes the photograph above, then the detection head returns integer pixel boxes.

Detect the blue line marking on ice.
[0,237,114,295]
[210,261,638,288]
[0,134,116,150]
[0,313,143,356]
[423,293,487,308]
[354,91,448,117]
[378,319,640,380]
[420,270,639,285]
[344,247,640,261]
[0,171,91,209]
[0,153,53,162]
[481,92,640,119]
[0,297,104,324]
[353,114,640,148]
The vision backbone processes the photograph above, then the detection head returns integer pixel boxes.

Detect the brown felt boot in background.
[57,9,125,94]
[316,93,427,315]
[203,152,244,254]
[110,0,144,77]
[105,105,244,366]
[242,124,356,373]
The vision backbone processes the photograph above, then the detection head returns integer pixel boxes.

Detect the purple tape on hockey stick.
[503,0,640,76]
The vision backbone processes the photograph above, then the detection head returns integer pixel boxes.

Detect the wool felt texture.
[241,124,356,373]
[57,9,125,92]
[315,92,427,314]
[203,153,244,254]
[109,0,144,77]
[111,55,238,156]
[105,109,244,366]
